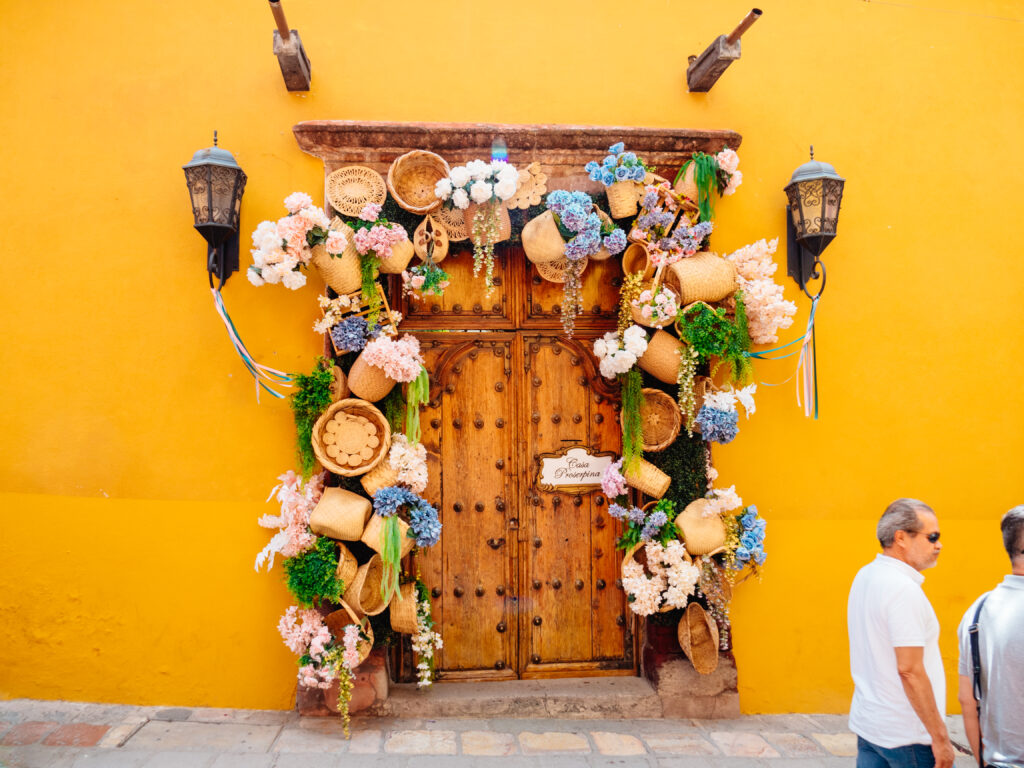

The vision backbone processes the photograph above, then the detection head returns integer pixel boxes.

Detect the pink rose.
[716,148,740,175]
[325,230,348,255]
[411,275,426,289]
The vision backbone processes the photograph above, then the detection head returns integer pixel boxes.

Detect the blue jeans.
[857,736,935,768]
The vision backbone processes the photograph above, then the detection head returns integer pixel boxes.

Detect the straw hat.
[677,602,720,674]
[676,498,727,556]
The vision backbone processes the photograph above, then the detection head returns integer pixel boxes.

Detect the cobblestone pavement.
[0,700,976,767]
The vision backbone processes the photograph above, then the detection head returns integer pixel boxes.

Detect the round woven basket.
[378,236,415,274]
[623,458,671,499]
[630,284,678,330]
[637,330,686,385]
[606,180,640,219]
[327,166,387,218]
[676,498,727,556]
[336,542,359,587]
[343,554,387,616]
[435,204,469,241]
[622,532,692,613]
[620,388,681,452]
[387,150,450,214]
[621,242,654,280]
[360,460,399,497]
[464,202,511,244]
[678,601,720,675]
[535,256,588,284]
[347,353,398,403]
[311,399,391,477]
[521,210,566,264]
[308,487,373,541]
[330,365,350,402]
[389,581,418,634]
[311,239,361,296]
[324,600,374,667]
[360,513,415,559]
[413,215,449,264]
[664,251,737,305]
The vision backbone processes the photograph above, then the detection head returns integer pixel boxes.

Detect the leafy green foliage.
[284,536,345,608]
[620,368,644,473]
[677,298,753,386]
[290,358,335,478]
[359,253,381,328]
[381,386,406,434]
[405,367,429,444]
[617,498,679,551]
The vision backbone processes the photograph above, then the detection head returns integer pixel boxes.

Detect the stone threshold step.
[373,677,663,719]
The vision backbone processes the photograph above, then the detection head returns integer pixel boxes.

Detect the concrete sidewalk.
[0,700,975,767]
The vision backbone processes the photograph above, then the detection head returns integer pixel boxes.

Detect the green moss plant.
[621,368,644,473]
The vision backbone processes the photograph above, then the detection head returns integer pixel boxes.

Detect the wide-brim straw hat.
[434,204,469,242]
[335,541,359,587]
[308,487,372,542]
[327,166,387,218]
[676,498,727,556]
[347,354,398,403]
[360,513,415,559]
[343,554,387,616]
[623,459,671,499]
[678,602,720,675]
[389,581,418,634]
[637,330,686,385]
[324,600,373,667]
[387,150,450,214]
[311,398,392,476]
[535,256,588,284]
[620,388,681,452]
[664,251,737,305]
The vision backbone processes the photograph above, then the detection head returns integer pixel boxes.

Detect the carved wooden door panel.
[516,335,632,677]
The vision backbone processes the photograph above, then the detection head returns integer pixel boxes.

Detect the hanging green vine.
[284,536,345,608]
[405,367,429,444]
[675,153,718,223]
[618,272,644,335]
[290,357,334,478]
[359,253,381,329]
[621,368,644,473]
[382,386,406,434]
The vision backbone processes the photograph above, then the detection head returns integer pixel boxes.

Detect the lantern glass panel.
[797,179,824,235]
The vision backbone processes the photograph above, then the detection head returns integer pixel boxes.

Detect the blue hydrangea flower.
[408,501,442,547]
[603,228,627,255]
[695,405,739,444]
[372,485,420,517]
[641,510,668,541]
[628,506,646,524]
[571,191,592,208]
[608,142,625,155]
[330,316,369,353]
[608,503,629,521]
[561,204,590,232]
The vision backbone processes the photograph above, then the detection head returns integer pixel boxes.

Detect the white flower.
[466,159,491,181]
[434,178,453,199]
[283,192,313,213]
[723,169,742,196]
[247,267,265,286]
[261,265,284,284]
[735,383,757,418]
[469,181,493,204]
[494,179,517,201]
[490,160,506,175]
[622,325,649,356]
[497,164,519,185]
[449,166,471,189]
[251,220,277,248]
[715,148,740,175]
[451,188,470,210]
[298,205,330,230]
[707,485,742,516]
[281,268,306,290]
[704,390,738,412]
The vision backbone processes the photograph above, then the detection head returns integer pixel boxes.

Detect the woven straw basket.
[630,285,679,330]
[687,376,714,433]
[606,180,640,219]
[361,513,415,559]
[621,242,654,280]
[623,458,671,499]
[378,237,415,274]
[664,252,737,305]
[535,256,587,284]
[336,542,359,587]
[311,399,391,477]
[387,151,450,214]
[324,600,374,667]
[464,202,511,244]
[327,166,387,218]
[620,388,681,452]
[673,161,699,203]
[347,353,398,403]
[589,206,615,261]
[311,239,361,296]
[360,460,399,497]
[622,530,692,614]
[389,581,418,634]
[638,330,686,385]
[521,210,566,264]
[343,554,387,616]
[330,365,350,402]
[678,602,720,675]
[413,215,449,264]
[676,498,727,556]
[309,487,373,541]
[435,204,469,242]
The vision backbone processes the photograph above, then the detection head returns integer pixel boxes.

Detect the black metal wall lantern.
[183,131,248,288]
[784,147,845,300]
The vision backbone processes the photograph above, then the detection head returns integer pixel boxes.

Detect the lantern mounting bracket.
[787,214,826,301]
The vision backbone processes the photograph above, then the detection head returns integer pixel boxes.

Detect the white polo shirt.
[848,554,945,748]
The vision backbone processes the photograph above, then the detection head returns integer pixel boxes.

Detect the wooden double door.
[400,247,636,680]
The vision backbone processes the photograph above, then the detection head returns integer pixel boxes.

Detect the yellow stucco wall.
[1,0,1022,713]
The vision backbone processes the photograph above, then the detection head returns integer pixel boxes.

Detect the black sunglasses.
[910,531,941,543]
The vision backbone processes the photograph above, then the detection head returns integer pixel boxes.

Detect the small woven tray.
[434,204,469,241]
[535,256,587,284]
[327,166,387,218]
[311,399,391,477]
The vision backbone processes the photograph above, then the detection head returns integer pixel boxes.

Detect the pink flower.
[361,334,425,383]
[325,229,348,255]
[411,275,426,289]
[359,202,382,221]
[716,148,740,175]
[284,192,314,213]
[601,458,627,498]
[723,169,742,196]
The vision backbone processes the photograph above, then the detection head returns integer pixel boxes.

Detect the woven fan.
[506,162,548,210]
[327,166,387,217]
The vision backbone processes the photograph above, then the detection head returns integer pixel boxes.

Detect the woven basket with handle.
[343,554,386,616]
[621,242,654,280]
[387,150,450,214]
[377,232,415,274]
[522,210,566,264]
[623,459,671,499]
[464,202,511,244]
[347,354,398,403]
[311,238,361,296]
[360,460,399,497]
[324,600,374,667]
[678,601,720,674]
[309,487,373,541]
[311,399,391,477]
[327,166,387,218]
[664,251,737,305]
[389,581,418,634]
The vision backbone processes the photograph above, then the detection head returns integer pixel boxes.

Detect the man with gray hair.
[848,498,954,768]
[957,506,1024,768]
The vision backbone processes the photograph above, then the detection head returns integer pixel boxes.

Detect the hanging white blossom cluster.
[622,540,700,616]
[593,325,648,379]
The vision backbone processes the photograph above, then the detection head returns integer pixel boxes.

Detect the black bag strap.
[969,593,990,768]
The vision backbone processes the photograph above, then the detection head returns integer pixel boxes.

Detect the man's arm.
[894,646,955,768]
[957,674,982,764]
